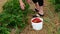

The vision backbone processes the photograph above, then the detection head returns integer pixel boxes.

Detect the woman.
[19,0,44,17]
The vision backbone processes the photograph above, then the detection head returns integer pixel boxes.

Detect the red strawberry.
[32,18,42,23]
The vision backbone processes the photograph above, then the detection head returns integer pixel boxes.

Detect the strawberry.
[32,18,42,23]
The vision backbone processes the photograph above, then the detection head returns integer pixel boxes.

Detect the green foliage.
[0,26,10,34]
[48,0,55,4]
[55,4,60,12]
[55,0,60,12]
[55,0,60,4]
[49,0,60,12]
[0,0,30,34]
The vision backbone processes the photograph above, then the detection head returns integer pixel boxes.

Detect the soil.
[0,0,59,34]
[0,0,7,13]
[20,0,59,34]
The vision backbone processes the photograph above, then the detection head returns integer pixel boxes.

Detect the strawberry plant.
[0,26,10,34]
[55,0,60,12]
[55,4,60,12]
[55,0,60,4]
[48,0,55,4]
[0,0,30,34]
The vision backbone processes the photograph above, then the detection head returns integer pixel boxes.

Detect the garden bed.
[0,0,60,34]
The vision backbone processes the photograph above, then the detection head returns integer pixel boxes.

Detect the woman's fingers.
[20,2,25,10]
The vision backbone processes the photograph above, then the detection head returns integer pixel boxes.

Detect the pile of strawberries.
[32,18,42,23]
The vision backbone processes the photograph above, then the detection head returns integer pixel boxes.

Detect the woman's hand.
[27,0,31,4]
[20,0,25,10]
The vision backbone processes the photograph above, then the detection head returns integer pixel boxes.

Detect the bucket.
[31,17,43,30]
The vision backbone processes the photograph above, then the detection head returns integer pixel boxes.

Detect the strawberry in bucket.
[32,17,42,23]
[31,17,43,30]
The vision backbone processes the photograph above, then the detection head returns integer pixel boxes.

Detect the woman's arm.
[19,0,30,10]
[27,0,31,3]
[19,0,23,3]
[19,0,25,10]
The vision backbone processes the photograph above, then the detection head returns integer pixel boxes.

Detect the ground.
[0,0,7,13]
[0,0,59,34]
[20,0,59,34]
